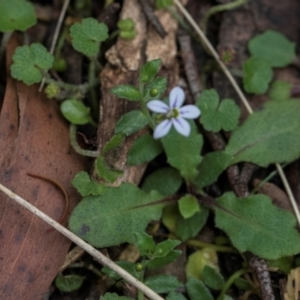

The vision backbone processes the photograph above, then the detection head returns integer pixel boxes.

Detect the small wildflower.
[147,86,201,139]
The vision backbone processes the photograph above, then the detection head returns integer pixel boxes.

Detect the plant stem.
[88,59,99,120]
[186,239,237,253]
[69,124,100,157]
[202,0,249,34]
[139,82,155,129]
[217,268,248,300]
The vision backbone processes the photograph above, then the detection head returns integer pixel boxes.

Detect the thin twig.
[174,0,300,227]
[39,0,70,92]
[0,183,164,300]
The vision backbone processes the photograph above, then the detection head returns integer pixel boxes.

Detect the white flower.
[147,86,201,139]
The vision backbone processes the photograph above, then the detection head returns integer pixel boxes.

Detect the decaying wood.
[96,0,179,186]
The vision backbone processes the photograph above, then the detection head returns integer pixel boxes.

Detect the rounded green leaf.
[55,274,84,293]
[178,194,200,219]
[0,0,36,32]
[268,80,292,101]
[117,18,135,31]
[10,43,54,85]
[127,134,163,165]
[248,30,296,67]
[215,192,300,259]
[115,110,149,136]
[202,265,225,290]
[243,57,273,94]
[186,277,214,300]
[144,274,183,294]
[60,99,91,125]
[139,59,162,83]
[70,17,108,57]
[111,84,141,101]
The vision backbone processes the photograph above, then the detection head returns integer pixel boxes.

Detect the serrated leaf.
[248,30,296,67]
[55,274,84,293]
[196,89,240,132]
[10,43,54,85]
[0,0,36,32]
[134,232,156,257]
[70,17,108,57]
[269,80,292,101]
[146,250,182,270]
[194,151,232,190]
[166,291,188,300]
[162,124,203,183]
[178,194,200,219]
[243,57,273,94]
[69,183,164,247]
[144,76,167,101]
[186,277,214,300]
[202,265,225,290]
[60,99,92,125]
[225,100,300,166]
[103,134,125,155]
[96,156,123,183]
[115,110,149,136]
[144,274,183,294]
[142,167,182,196]
[72,171,106,196]
[215,192,300,259]
[111,85,141,101]
[127,134,163,165]
[101,293,134,300]
[139,59,161,83]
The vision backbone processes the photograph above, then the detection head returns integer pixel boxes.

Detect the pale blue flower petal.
[179,105,201,119]
[147,100,169,113]
[172,117,190,136]
[169,86,185,109]
[153,120,172,139]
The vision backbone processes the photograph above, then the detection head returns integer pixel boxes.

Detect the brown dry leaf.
[0,35,87,299]
[284,267,300,300]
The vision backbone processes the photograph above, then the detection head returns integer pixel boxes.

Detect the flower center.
[166,108,180,119]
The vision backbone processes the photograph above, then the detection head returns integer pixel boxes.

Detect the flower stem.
[139,82,155,129]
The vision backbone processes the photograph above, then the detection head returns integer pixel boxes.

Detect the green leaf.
[156,0,173,9]
[243,57,273,94]
[70,17,108,57]
[134,232,156,257]
[127,134,163,165]
[202,265,225,290]
[117,18,135,31]
[144,76,167,101]
[234,278,252,291]
[142,167,182,196]
[55,274,84,293]
[69,183,164,247]
[267,256,293,274]
[102,261,140,281]
[144,274,183,294]
[166,291,188,300]
[178,194,200,219]
[194,151,232,190]
[268,80,293,101]
[186,277,214,300]
[146,250,182,270]
[10,43,54,85]
[60,99,92,125]
[0,0,36,32]
[153,239,181,258]
[103,134,125,155]
[139,59,161,83]
[72,172,106,196]
[101,293,134,300]
[162,205,209,241]
[248,30,296,67]
[162,124,203,182]
[196,89,240,132]
[115,110,149,136]
[95,156,123,183]
[225,100,300,166]
[215,192,300,259]
[111,85,141,101]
